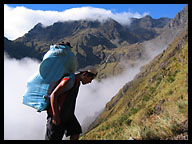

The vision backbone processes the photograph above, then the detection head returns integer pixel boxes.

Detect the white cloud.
[4,4,149,40]
[4,54,46,140]
[4,53,147,139]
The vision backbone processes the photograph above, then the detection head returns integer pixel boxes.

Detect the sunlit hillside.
[81,28,188,140]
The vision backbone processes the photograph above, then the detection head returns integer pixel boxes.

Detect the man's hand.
[52,115,61,125]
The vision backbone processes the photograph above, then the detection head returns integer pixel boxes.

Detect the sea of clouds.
[5,49,161,140]
[4,53,145,140]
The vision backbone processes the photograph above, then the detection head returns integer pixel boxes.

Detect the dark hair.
[80,71,97,78]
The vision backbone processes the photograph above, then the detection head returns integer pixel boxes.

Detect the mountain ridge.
[4,14,171,69]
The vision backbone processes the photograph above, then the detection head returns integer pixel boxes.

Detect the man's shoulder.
[60,74,76,91]
[60,74,75,83]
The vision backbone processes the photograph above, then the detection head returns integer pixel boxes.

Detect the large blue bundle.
[23,44,77,112]
[40,45,77,82]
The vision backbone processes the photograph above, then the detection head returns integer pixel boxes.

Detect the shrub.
[149,87,156,94]
[125,119,132,126]
[142,95,150,102]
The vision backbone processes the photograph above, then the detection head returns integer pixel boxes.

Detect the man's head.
[57,41,73,48]
[65,42,73,48]
[78,66,98,85]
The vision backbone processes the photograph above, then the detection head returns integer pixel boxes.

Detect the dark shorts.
[45,116,82,140]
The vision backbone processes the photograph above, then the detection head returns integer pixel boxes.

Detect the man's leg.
[70,134,80,140]
[45,117,65,140]
[65,116,82,140]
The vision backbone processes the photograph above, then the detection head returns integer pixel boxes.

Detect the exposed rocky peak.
[166,5,188,30]
[130,15,171,29]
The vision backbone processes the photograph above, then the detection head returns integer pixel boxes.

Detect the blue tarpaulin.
[23,44,77,112]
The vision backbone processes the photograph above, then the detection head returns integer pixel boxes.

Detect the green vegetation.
[81,29,188,140]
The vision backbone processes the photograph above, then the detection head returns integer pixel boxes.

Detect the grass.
[81,30,188,140]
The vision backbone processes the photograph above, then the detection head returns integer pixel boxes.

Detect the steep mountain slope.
[81,28,188,140]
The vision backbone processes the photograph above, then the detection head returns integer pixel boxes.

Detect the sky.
[4,4,187,40]
[6,4,187,19]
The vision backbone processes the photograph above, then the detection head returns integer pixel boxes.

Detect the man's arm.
[50,78,69,125]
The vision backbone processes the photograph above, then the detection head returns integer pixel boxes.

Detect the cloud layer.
[4,4,149,40]
[4,54,46,140]
[4,53,146,139]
